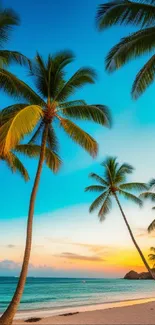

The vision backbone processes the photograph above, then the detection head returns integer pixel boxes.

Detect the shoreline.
[13,296,155,320]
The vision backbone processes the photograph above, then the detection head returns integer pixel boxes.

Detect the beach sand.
[13,299,155,324]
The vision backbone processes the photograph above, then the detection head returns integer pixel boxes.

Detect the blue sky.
[1,0,155,277]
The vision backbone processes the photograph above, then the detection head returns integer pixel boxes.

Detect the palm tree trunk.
[114,193,155,280]
[0,124,49,325]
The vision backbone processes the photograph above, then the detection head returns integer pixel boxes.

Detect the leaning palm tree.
[140,179,155,233]
[0,51,111,325]
[85,157,154,279]
[96,0,155,99]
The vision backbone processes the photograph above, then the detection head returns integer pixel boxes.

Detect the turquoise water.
[0,277,155,312]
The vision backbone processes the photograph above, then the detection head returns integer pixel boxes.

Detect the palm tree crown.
[85,157,147,221]
[96,0,155,98]
[0,105,61,181]
[0,51,111,156]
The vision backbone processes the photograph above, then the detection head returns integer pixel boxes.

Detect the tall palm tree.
[140,179,155,233]
[0,51,111,325]
[96,0,155,99]
[85,157,154,279]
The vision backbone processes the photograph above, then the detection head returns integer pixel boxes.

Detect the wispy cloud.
[0,260,21,270]
[58,252,106,262]
[135,226,155,238]
[48,237,113,255]
[0,259,55,276]
[7,244,16,248]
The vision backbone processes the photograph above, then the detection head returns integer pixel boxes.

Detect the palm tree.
[0,51,111,325]
[0,6,30,90]
[85,157,154,279]
[96,0,155,99]
[140,179,155,233]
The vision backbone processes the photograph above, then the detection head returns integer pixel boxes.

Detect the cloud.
[48,237,113,255]
[0,259,112,278]
[7,244,15,248]
[0,260,21,270]
[135,226,155,238]
[0,259,54,276]
[58,252,105,262]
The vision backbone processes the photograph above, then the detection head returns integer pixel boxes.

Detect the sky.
[0,0,155,277]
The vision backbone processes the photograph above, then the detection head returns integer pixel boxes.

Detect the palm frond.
[0,69,45,105]
[30,51,75,99]
[132,54,155,99]
[149,179,155,188]
[55,68,97,102]
[0,105,43,155]
[115,163,134,184]
[30,52,49,98]
[0,8,19,45]
[59,100,86,108]
[105,28,155,73]
[148,253,155,261]
[44,148,61,173]
[119,189,143,206]
[150,246,155,253]
[61,104,112,127]
[117,162,134,174]
[148,219,155,233]
[0,103,28,125]
[28,122,44,144]
[140,191,155,201]
[15,144,61,173]
[46,125,58,151]
[5,151,29,181]
[102,157,118,184]
[49,51,75,99]
[120,182,148,191]
[89,191,109,213]
[89,173,109,186]
[85,185,106,192]
[51,50,75,71]
[0,50,30,67]
[60,118,98,157]
[98,193,112,221]
[97,1,155,30]
[30,51,74,78]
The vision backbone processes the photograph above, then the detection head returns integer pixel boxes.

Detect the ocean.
[0,277,155,313]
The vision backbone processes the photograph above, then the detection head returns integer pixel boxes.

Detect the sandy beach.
[13,298,155,325]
